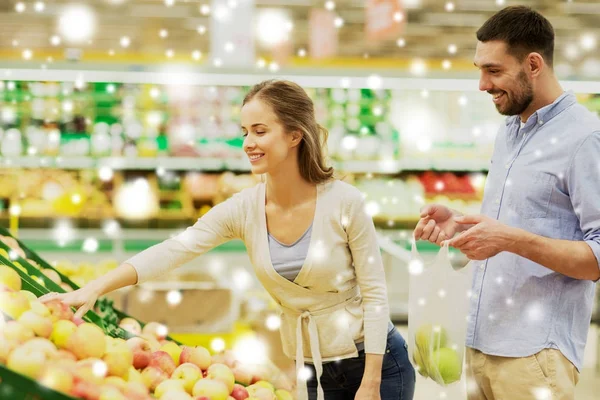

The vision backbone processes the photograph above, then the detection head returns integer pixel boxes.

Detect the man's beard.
[494,70,534,116]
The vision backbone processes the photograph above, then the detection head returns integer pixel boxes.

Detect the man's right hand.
[413,204,463,245]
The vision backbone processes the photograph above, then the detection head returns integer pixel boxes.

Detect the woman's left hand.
[355,382,381,400]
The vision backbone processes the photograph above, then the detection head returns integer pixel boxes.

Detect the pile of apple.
[1,265,293,400]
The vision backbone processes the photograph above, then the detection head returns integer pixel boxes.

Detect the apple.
[126,337,153,369]
[275,389,293,400]
[7,345,47,379]
[249,381,274,393]
[192,378,230,400]
[179,345,211,371]
[39,366,74,394]
[207,363,235,393]
[0,265,21,291]
[141,366,169,391]
[0,339,19,364]
[232,365,253,386]
[231,384,250,400]
[2,320,35,343]
[67,323,107,359]
[172,363,202,394]
[104,376,128,392]
[72,316,85,326]
[142,321,168,341]
[42,268,62,285]
[18,310,53,338]
[212,350,237,369]
[155,379,187,398]
[45,299,75,321]
[162,391,193,400]
[60,282,74,292]
[119,317,142,335]
[29,300,51,317]
[51,319,78,349]
[140,333,162,352]
[99,385,127,400]
[124,381,150,399]
[103,337,134,378]
[252,388,276,400]
[75,358,109,386]
[22,337,58,358]
[71,380,102,400]
[161,341,183,366]
[0,291,31,319]
[149,350,177,376]
[431,347,462,384]
[19,290,37,302]
[125,366,145,383]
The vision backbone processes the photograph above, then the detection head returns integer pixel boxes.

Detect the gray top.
[268,224,395,354]
[268,224,313,281]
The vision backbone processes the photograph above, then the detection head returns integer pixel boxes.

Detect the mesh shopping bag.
[408,240,473,387]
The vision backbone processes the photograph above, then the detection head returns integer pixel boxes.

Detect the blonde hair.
[243,80,334,185]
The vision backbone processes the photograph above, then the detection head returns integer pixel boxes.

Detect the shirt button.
[538,120,544,125]
[472,293,478,301]
[505,163,510,169]
[494,199,500,205]
[480,263,485,270]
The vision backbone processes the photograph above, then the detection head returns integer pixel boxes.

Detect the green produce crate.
[0,228,181,344]
[0,226,80,291]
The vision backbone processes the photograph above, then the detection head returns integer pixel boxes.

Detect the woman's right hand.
[39,283,102,320]
[413,204,462,245]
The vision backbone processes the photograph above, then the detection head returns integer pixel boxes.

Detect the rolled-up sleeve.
[567,131,600,273]
[126,193,243,283]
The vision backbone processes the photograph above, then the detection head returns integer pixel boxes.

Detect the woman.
[41,80,415,400]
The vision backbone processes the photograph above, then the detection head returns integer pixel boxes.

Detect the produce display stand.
[0,226,182,343]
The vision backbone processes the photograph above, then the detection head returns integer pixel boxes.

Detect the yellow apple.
[50,319,77,349]
[179,345,211,370]
[0,291,31,319]
[103,338,134,378]
[2,320,35,344]
[161,341,183,366]
[192,378,230,400]
[155,379,187,398]
[207,363,235,393]
[18,310,53,338]
[172,363,202,394]
[0,265,21,291]
[67,323,106,359]
[7,345,47,379]
[39,366,74,394]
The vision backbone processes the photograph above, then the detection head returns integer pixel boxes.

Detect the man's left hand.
[444,215,517,260]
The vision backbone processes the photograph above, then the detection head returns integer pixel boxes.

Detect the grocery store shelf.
[4,68,600,93]
[0,156,490,173]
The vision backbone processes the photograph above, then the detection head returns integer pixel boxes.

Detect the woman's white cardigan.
[126,179,390,399]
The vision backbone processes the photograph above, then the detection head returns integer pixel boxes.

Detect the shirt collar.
[504,90,576,128]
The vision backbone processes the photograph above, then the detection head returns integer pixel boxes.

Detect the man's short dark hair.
[477,6,555,67]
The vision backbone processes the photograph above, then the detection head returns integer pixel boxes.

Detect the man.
[414,6,600,400]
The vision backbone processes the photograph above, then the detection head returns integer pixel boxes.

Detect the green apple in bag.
[415,324,448,353]
[431,347,462,384]
[412,348,429,377]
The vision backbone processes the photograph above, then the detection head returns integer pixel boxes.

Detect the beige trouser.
[466,347,579,400]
